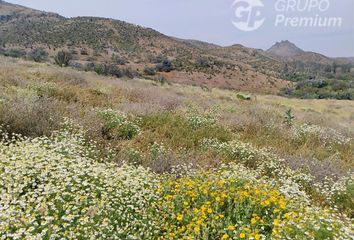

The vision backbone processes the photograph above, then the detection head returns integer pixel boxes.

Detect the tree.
[54,51,71,67]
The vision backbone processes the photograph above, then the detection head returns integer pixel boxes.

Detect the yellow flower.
[251,218,257,225]
[228,225,235,231]
[207,208,213,214]
[176,214,183,221]
[178,226,186,233]
[273,219,280,227]
[194,226,200,234]
[215,196,221,202]
[221,192,227,198]
[255,234,261,240]
[222,233,229,239]
[183,201,189,206]
[239,233,246,239]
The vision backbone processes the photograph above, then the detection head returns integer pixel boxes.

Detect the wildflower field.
[0,57,353,239]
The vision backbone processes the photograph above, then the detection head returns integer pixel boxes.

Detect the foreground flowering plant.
[0,123,353,239]
[0,125,160,239]
[157,165,353,240]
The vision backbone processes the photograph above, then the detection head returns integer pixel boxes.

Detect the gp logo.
[232,0,265,32]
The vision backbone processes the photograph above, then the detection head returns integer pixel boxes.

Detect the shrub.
[96,109,140,140]
[106,64,123,78]
[283,109,295,127]
[112,54,127,65]
[26,48,48,62]
[187,113,216,129]
[154,75,167,85]
[4,48,26,58]
[156,59,173,72]
[80,48,89,55]
[85,63,137,78]
[236,93,252,100]
[144,66,156,76]
[0,96,64,137]
[54,51,72,67]
[196,57,211,68]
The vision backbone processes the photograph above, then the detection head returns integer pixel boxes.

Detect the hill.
[0,1,353,98]
[267,40,305,58]
[0,0,289,93]
[266,40,336,65]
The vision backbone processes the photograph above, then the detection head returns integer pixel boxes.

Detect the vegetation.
[280,79,354,100]
[27,48,48,62]
[54,50,72,67]
[144,66,156,76]
[283,109,295,127]
[156,59,174,72]
[0,56,353,239]
[1,48,26,58]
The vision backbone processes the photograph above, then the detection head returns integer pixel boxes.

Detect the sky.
[5,0,354,57]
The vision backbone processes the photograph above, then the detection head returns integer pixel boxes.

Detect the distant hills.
[0,1,353,94]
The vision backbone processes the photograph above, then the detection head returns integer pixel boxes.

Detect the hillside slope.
[0,0,289,93]
[0,1,353,96]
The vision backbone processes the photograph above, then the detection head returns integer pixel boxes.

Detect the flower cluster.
[0,126,159,239]
[0,123,352,239]
[291,124,352,146]
[201,138,353,209]
[156,165,353,240]
[149,142,168,159]
[187,113,216,129]
[96,108,141,140]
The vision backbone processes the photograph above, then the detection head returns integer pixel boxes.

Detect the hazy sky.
[5,0,354,57]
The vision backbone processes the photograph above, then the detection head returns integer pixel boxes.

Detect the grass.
[0,56,353,239]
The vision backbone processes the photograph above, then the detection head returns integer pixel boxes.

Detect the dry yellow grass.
[258,95,354,134]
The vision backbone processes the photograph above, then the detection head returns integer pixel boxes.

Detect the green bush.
[279,79,354,100]
[54,51,72,67]
[97,109,140,140]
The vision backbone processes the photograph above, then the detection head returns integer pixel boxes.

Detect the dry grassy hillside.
[0,1,292,93]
